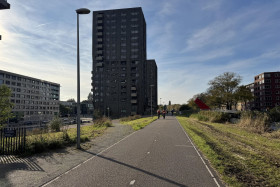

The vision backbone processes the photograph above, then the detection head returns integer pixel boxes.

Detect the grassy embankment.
[120,115,157,130]
[177,116,280,187]
[24,118,112,155]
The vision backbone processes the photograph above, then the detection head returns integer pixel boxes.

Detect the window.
[131,18,138,21]
[131,42,138,46]
[131,12,139,15]
[131,30,139,34]
[0,80,3,85]
[131,55,138,59]
[131,36,138,40]
[131,49,139,52]
[0,73,4,79]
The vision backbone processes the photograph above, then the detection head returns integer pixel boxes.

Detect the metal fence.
[0,127,26,155]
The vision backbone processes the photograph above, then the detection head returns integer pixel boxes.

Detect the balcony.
[131,99,137,104]
[97,44,103,48]
[131,93,137,97]
[96,50,103,55]
[97,20,103,24]
[97,14,103,18]
[131,87,136,91]
[96,56,103,60]
[97,32,103,36]
[96,62,103,67]
[97,26,103,30]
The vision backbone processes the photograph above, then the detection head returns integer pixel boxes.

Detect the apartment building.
[253,72,280,110]
[0,0,10,10]
[0,70,60,123]
[92,7,157,117]
[145,59,157,115]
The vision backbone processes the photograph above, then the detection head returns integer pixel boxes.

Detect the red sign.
[194,98,210,110]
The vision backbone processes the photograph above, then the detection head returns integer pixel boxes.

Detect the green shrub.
[268,106,280,122]
[49,117,62,132]
[238,111,270,133]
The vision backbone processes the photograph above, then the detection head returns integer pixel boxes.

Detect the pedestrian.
[162,110,166,119]
[157,109,161,119]
[171,109,174,116]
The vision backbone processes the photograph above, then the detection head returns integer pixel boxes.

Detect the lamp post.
[107,107,109,118]
[150,85,154,117]
[76,8,90,149]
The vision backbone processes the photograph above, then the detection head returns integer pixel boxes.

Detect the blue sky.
[1,0,280,104]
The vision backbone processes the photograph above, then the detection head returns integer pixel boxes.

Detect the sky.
[1,0,280,105]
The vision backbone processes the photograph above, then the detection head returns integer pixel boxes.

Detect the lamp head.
[76,8,90,14]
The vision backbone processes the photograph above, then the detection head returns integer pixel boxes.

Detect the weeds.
[120,115,142,122]
[121,116,156,130]
[190,110,231,123]
[177,116,280,186]
[237,111,270,133]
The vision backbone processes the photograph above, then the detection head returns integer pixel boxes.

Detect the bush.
[120,115,141,122]
[190,111,230,123]
[238,111,270,133]
[49,117,62,132]
[94,117,113,127]
[268,106,280,122]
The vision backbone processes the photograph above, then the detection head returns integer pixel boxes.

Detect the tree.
[67,98,76,103]
[179,104,191,111]
[87,92,93,103]
[207,72,241,110]
[235,85,254,110]
[59,104,71,117]
[0,85,13,128]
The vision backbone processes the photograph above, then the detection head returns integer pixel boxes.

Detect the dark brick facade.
[253,72,280,110]
[92,7,157,118]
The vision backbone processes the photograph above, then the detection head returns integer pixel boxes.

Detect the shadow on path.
[81,149,188,187]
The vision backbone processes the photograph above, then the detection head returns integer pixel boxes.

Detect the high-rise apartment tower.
[92,7,157,117]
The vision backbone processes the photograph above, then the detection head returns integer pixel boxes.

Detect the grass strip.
[177,116,280,187]
[121,116,157,130]
[25,124,107,155]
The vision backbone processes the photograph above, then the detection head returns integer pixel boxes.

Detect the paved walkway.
[0,117,223,187]
[0,120,134,187]
[45,117,223,186]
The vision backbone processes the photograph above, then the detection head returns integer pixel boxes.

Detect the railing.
[0,127,26,155]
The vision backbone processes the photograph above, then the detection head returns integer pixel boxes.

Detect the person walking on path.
[162,110,166,119]
[157,109,161,119]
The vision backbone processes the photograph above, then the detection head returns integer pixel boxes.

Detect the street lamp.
[76,8,90,149]
[150,85,154,117]
[107,107,109,118]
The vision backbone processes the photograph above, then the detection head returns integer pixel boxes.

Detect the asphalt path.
[43,116,223,187]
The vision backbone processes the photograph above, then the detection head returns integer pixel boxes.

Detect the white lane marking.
[41,130,138,187]
[147,152,150,154]
[175,118,220,187]
[129,180,136,185]
[175,145,193,147]
[154,140,157,141]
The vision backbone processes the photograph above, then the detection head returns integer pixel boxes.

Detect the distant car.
[23,121,32,125]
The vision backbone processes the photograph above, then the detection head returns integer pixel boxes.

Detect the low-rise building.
[0,70,60,124]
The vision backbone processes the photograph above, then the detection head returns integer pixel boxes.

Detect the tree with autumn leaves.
[188,72,254,110]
